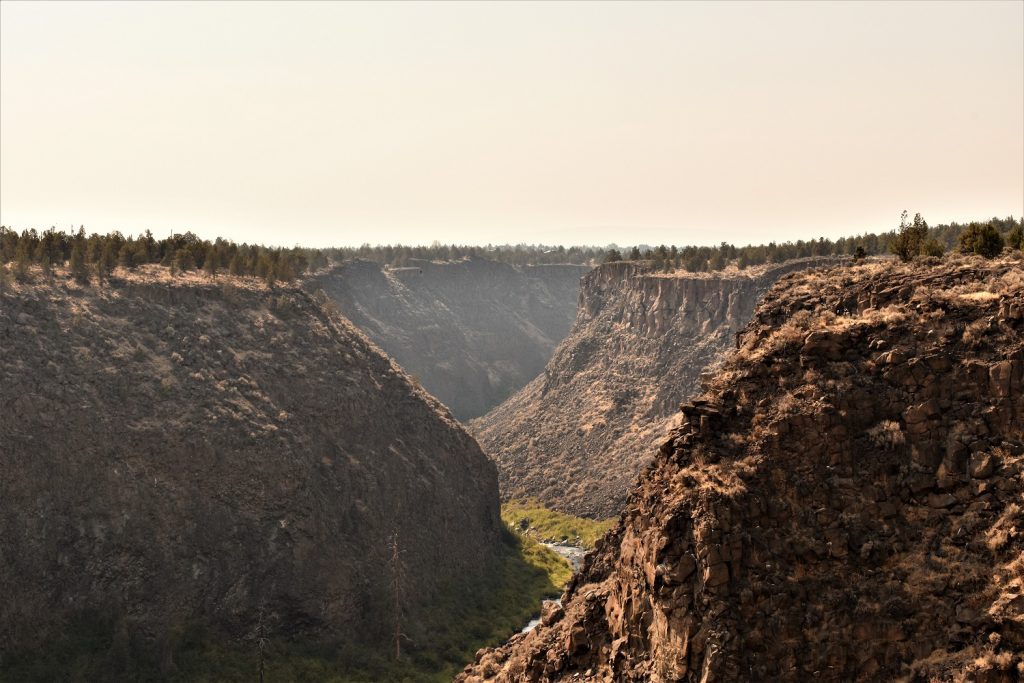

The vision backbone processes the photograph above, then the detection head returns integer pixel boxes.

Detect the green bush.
[1006,224,1023,251]
[958,223,1004,258]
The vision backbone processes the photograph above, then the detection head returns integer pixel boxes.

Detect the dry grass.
[867,420,906,449]
[986,503,1021,552]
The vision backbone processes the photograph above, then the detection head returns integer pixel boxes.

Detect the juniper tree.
[958,223,1004,258]
[1006,224,1023,251]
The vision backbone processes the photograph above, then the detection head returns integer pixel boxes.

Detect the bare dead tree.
[254,606,268,683]
[388,528,408,660]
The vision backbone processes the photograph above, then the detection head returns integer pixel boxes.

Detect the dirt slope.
[0,268,502,660]
[459,255,1024,682]
[474,257,843,518]
[307,257,589,420]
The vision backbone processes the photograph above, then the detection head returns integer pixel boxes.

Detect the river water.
[520,543,584,633]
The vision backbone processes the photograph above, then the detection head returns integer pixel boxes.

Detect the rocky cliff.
[306,258,589,421]
[459,255,1024,682]
[473,257,844,518]
[0,269,502,665]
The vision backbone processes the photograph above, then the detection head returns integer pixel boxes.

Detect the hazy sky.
[1,1,1022,248]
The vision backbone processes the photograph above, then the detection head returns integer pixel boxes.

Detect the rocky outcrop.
[459,254,1024,682]
[307,257,589,420]
[474,257,844,518]
[0,270,502,661]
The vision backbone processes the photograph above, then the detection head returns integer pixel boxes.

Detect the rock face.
[0,272,502,657]
[307,257,589,420]
[459,255,1024,682]
[474,257,844,518]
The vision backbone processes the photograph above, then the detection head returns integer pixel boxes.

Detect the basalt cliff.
[474,257,843,518]
[0,269,502,668]
[460,255,1024,682]
[307,257,589,420]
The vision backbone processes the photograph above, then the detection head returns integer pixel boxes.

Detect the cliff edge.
[460,255,1024,682]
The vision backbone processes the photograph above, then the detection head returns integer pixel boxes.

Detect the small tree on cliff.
[13,238,32,282]
[889,211,929,262]
[603,249,622,263]
[203,245,219,278]
[69,243,89,284]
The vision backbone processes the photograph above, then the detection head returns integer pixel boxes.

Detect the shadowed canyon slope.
[0,271,502,660]
[307,258,590,420]
[474,257,844,518]
[460,255,1024,682]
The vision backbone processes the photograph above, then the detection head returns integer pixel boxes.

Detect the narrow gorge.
[307,257,589,421]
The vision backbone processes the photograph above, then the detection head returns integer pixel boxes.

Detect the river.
[520,543,585,633]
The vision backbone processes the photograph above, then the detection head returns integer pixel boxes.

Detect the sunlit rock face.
[460,254,1024,682]
[475,257,843,518]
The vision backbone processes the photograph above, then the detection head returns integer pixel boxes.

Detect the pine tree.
[203,246,218,278]
[96,241,117,282]
[890,211,928,262]
[70,243,89,284]
[13,238,31,282]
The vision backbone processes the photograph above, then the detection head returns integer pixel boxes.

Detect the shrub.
[958,223,1004,258]
[1006,224,1023,251]
[921,238,945,258]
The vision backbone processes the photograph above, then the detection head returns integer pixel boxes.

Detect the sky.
[1,1,1022,248]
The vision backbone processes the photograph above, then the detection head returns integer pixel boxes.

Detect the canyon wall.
[460,254,1024,682]
[474,257,844,518]
[0,271,502,661]
[307,257,589,420]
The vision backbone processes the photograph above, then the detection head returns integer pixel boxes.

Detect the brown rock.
[969,453,996,479]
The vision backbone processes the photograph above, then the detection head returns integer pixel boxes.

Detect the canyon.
[473,257,845,518]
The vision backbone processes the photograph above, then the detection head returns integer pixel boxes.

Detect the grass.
[0,529,570,683]
[502,499,617,549]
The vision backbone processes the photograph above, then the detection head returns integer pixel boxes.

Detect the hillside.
[0,267,505,678]
[459,254,1024,682]
[306,257,589,420]
[473,257,844,518]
